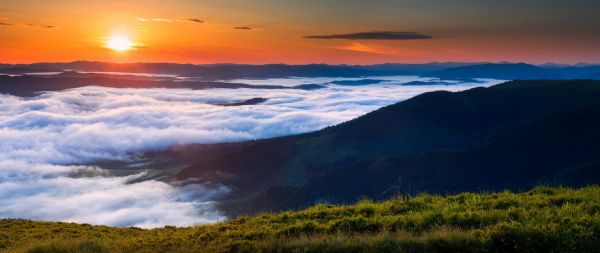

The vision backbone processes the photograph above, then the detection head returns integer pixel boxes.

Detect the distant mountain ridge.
[426,63,600,80]
[426,63,557,79]
[3,61,599,81]
[0,72,316,97]
[0,61,476,80]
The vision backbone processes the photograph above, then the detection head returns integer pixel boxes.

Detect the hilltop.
[1,186,598,252]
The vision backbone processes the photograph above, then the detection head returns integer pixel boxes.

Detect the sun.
[106,35,133,51]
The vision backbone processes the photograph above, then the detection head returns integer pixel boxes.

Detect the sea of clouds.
[0,76,504,228]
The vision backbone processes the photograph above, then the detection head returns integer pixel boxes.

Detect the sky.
[0,0,599,64]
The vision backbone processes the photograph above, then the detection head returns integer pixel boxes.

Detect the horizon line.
[2,60,599,67]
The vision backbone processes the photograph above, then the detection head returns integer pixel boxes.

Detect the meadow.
[1,186,599,252]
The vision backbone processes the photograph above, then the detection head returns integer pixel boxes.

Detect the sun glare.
[106,35,133,51]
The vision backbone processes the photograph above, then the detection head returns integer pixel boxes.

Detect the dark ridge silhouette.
[216,97,269,106]
[426,63,558,79]
[427,63,600,80]
[0,61,479,80]
[0,72,315,97]
[162,80,600,215]
[2,62,599,81]
[0,66,63,74]
[401,78,483,86]
[292,84,325,90]
[329,79,386,85]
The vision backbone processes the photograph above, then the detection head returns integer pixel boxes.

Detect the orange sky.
[1,0,599,64]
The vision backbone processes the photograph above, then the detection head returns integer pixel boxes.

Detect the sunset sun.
[106,35,133,51]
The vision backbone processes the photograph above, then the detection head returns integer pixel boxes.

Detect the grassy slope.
[1,186,599,253]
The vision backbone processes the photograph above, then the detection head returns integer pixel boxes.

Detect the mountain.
[426,63,600,80]
[0,65,63,74]
[557,66,600,79]
[0,72,312,97]
[0,61,480,80]
[3,61,599,81]
[426,63,559,79]
[162,80,600,215]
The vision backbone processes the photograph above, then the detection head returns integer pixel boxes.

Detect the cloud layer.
[0,77,504,227]
[303,31,432,40]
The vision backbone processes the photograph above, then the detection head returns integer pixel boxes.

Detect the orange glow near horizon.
[0,1,598,65]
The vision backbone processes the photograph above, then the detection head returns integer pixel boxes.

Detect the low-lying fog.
[0,76,504,228]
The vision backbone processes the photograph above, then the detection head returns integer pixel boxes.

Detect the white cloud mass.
[0,76,504,228]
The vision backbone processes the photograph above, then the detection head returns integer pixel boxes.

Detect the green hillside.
[2,186,599,252]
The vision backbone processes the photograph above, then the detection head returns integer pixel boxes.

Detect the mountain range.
[146,79,600,215]
[426,63,600,80]
[0,71,316,97]
[2,62,599,81]
[2,62,600,97]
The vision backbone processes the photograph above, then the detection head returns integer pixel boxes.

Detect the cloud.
[186,18,204,23]
[334,42,409,56]
[0,160,229,228]
[131,44,148,50]
[137,17,204,24]
[0,22,53,28]
[0,77,504,227]
[25,23,55,28]
[233,26,252,30]
[337,42,378,53]
[137,17,173,22]
[303,31,432,40]
[0,17,53,28]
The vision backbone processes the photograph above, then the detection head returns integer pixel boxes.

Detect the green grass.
[1,186,599,252]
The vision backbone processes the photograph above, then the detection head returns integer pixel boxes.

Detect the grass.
[1,186,599,252]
